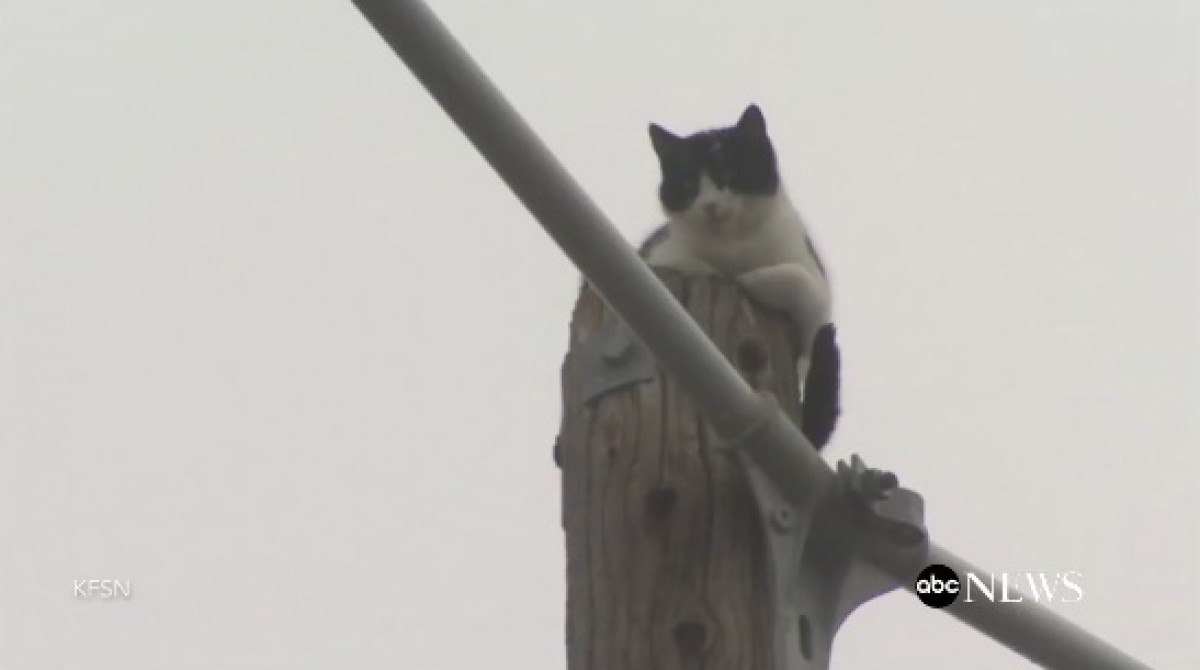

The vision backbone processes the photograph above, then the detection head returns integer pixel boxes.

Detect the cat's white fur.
[644,175,832,383]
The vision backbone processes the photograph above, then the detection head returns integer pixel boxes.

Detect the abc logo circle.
[915,564,960,608]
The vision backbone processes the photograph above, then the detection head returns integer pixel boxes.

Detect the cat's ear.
[737,104,767,135]
[648,123,679,156]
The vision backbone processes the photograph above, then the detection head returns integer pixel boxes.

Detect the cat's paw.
[736,263,829,320]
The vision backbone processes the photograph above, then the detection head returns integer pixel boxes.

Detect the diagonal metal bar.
[347,1,1154,668]
[350,0,765,425]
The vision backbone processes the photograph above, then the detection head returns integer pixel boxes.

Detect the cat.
[554,104,840,467]
[639,103,841,450]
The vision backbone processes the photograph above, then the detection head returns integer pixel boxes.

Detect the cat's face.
[649,104,780,238]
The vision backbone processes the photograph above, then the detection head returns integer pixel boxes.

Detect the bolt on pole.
[347,1,1153,668]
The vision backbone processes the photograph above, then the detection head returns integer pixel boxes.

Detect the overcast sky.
[1,1,1197,668]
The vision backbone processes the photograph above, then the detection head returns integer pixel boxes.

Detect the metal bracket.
[737,449,928,670]
[554,320,658,467]
[574,320,658,405]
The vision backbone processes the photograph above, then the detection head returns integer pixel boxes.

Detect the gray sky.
[1,1,1196,668]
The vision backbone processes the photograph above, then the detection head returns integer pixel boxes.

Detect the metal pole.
[866,542,1152,669]
[348,2,1153,668]
[919,546,1148,670]
[350,0,761,425]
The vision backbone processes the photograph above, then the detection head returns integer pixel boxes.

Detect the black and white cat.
[639,104,841,450]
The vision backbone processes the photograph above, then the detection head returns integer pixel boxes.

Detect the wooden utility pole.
[559,270,804,670]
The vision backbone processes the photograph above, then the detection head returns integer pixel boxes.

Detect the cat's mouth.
[703,208,742,235]
[702,207,731,226]
[670,207,740,237]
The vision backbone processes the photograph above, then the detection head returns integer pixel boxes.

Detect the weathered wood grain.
[560,271,804,670]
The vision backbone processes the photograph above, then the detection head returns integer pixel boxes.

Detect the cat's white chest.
[645,200,834,350]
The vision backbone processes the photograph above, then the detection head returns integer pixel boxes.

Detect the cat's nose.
[703,203,720,217]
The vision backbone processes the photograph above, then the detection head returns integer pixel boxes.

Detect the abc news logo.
[915,564,1084,609]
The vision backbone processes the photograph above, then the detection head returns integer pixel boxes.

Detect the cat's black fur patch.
[801,323,841,450]
[649,105,780,213]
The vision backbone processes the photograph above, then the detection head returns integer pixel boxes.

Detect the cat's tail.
[801,323,841,450]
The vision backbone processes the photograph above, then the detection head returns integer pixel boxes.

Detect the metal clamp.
[573,320,658,405]
[554,320,658,467]
[737,446,927,670]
